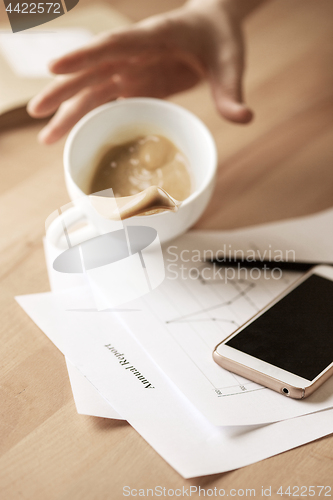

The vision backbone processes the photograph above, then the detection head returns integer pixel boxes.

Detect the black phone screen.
[225,274,333,381]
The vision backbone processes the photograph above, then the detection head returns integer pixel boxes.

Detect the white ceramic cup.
[53,98,217,246]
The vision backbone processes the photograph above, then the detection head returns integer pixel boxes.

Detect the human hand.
[28,0,257,144]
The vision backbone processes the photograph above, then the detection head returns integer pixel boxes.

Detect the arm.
[27,0,268,144]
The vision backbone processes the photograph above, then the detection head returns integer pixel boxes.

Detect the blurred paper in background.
[0,29,93,78]
[0,4,130,125]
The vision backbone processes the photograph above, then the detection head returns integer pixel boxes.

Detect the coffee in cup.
[86,134,192,220]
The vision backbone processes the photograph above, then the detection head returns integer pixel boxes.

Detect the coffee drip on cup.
[90,185,181,221]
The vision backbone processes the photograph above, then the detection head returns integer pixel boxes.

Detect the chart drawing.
[166,269,257,327]
[146,262,299,397]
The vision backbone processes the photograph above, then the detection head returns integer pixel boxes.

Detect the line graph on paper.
[166,277,256,327]
[140,262,301,399]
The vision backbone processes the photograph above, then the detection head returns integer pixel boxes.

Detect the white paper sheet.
[96,206,332,425]
[0,29,92,78]
[66,358,123,420]
[16,287,333,478]
[186,207,333,263]
[44,206,333,425]
[44,237,123,418]
[101,238,333,425]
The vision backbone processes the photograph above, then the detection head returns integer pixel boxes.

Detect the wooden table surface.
[1,0,333,498]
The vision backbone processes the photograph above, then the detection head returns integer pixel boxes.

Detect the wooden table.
[1,0,333,498]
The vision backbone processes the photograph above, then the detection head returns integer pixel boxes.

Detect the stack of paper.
[16,207,333,478]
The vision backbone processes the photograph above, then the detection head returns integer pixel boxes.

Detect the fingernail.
[48,59,60,73]
[27,98,38,115]
[38,128,50,144]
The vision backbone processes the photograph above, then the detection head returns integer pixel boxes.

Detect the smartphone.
[213,265,333,399]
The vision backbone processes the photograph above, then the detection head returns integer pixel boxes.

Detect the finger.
[209,42,253,124]
[49,25,157,75]
[120,58,201,99]
[38,80,120,144]
[28,62,124,118]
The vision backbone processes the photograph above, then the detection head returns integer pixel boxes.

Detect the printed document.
[16,286,333,478]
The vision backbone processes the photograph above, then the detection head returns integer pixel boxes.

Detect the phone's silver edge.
[213,265,333,400]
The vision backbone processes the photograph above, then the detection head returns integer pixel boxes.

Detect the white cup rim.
[64,97,217,211]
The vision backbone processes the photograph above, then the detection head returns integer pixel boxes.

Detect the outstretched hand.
[28,0,254,144]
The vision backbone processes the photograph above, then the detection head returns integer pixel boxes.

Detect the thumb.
[209,44,253,124]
